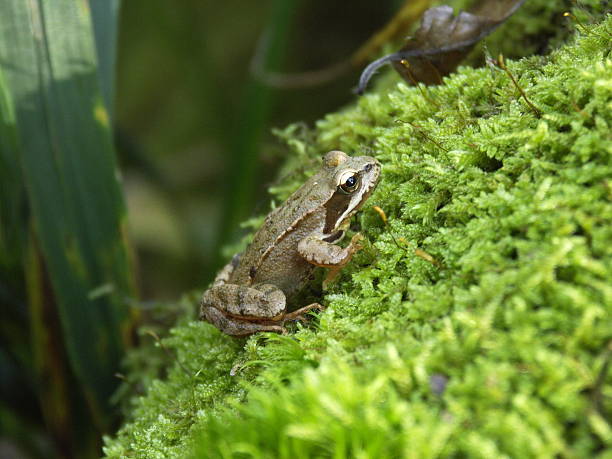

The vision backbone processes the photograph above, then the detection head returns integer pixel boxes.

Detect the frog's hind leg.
[298,233,364,268]
[201,283,286,319]
[201,306,285,336]
[200,281,321,336]
[200,282,289,336]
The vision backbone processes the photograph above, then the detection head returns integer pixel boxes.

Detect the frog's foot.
[348,233,365,251]
[201,306,286,337]
[326,233,365,289]
[283,302,324,322]
[322,267,342,289]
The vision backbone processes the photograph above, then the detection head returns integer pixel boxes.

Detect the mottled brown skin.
[201,151,381,336]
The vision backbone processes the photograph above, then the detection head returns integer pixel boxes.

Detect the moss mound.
[104,13,611,459]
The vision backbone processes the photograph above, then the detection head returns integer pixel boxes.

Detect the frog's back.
[230,172,329,295]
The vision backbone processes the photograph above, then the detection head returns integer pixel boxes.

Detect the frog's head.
[322,150,381,235]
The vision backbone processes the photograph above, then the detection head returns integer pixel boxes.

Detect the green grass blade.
[90,0,120,118]
[0,0,133,424]
[0,67,26,299]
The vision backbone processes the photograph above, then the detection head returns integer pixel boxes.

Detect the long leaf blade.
[0,0,133,424]
[90,0,120,118]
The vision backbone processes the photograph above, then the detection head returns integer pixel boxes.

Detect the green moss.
[104,13,611,459]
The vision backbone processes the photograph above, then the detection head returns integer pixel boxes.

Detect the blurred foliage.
[104,8,611,458]
[0,0,132,457]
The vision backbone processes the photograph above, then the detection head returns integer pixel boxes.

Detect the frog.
[200,150,381,336]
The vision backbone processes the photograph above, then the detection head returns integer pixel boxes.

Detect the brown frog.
[200,151,381,336]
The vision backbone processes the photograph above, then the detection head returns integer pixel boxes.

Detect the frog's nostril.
[364,163,373,172]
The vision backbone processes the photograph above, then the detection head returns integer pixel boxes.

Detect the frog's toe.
[283,302,324,321]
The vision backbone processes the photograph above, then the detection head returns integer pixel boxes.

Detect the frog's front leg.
[298,233,365,287]
[298,233,364,267]
[200,283,287,336]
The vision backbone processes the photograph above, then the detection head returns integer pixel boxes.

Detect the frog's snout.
[362,158,381,180]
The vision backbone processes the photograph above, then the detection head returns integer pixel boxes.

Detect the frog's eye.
[338,171,359,194]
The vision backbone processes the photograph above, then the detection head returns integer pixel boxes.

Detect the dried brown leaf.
[357,0,525,93]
